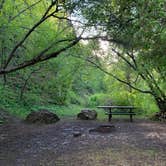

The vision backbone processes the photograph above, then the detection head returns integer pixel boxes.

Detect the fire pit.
[89,125,115,133]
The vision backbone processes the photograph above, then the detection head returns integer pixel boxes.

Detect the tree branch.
[20,66,41,99]
[88,59,152,94]
[9,0,42,22]
[0,37,81,75]
[0,0,5,12]
[4,3,57,69]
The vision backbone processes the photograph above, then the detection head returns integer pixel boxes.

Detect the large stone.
[25,109,60,124]
[77,109,97,120]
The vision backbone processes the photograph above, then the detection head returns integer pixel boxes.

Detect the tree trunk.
[155,98,166,113]
[154,97,166,120]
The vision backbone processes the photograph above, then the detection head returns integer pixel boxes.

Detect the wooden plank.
[105,112,136,115]
[97,106,136,109]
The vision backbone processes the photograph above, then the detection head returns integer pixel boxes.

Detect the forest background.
[0,0,165,120]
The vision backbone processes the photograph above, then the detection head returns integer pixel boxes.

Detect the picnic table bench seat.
[105,112,136,115]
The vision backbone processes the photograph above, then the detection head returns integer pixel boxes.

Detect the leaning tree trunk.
[154,97,166,120]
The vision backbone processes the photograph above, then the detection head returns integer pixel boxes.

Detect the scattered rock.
[89,125,115,133]
[73,131,82,137]
[25,109,60,124]
[77,109,97,120]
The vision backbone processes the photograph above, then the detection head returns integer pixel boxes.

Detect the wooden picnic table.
[97,105,136,122]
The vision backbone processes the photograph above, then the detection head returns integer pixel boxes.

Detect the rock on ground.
[25,109,60,124]
[77,109,97,120]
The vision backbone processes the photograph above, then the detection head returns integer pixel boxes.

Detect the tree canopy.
[72,0,166,113]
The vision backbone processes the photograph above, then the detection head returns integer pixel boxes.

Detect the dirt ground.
[0,117,166,166]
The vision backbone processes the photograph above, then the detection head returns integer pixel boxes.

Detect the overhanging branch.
[4,2,57,69]
[0,37,81,75]
[74,54,152,94]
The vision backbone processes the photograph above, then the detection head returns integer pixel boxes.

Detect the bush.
[67,91,85,105]
[88,93,112,106]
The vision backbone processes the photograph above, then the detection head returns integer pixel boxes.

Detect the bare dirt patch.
[0,118,166,166]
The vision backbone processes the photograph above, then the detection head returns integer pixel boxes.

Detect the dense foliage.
[0,0,165,119]
[73,0,166,114]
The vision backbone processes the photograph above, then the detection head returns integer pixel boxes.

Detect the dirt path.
[0,118,166,166]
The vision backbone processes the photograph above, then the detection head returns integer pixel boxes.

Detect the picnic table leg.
[129,108,133,122]
[108,108,112,122]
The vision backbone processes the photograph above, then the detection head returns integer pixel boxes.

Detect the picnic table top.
[97,105,136,109]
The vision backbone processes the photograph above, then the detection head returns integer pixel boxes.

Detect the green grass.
[31,104,107,120]
[0,81,159,121]
[1,100,145,121]
[0,83,152,121]
[0,101,107,120]
[32,104,82,118]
